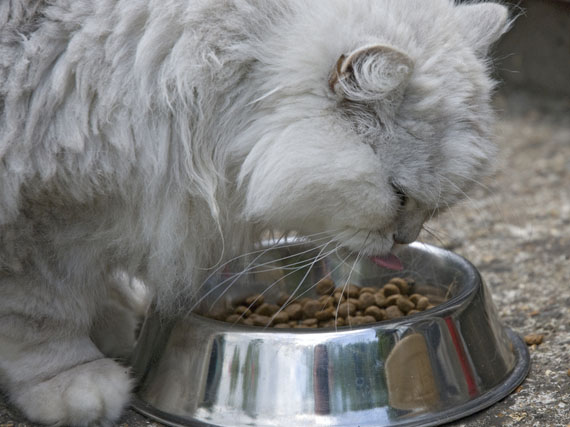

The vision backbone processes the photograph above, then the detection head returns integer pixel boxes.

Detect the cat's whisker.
[446,170,509,223]
[260,242,337,329]
[189,238,338,312]
[224,241,341,326]
[246,85,284,106]
[193,231,336,295]
[273,239,352,306]
[437,173,487,219]
[335,249,364,331]
[420,224,448,247]
[197,229,335,272]
[207,241,339,314]
[200,234,339,308]
[334,233,369,330]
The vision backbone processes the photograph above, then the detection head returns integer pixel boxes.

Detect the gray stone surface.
[432,92,570,427]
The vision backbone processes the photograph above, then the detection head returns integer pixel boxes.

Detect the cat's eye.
[391,183,407,207]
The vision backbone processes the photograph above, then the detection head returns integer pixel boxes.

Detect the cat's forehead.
[258,0,505,98]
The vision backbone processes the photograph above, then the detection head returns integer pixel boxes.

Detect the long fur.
[0,0,510,425]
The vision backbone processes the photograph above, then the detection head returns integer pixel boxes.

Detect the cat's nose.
[393,215,424,244]
[393,229,419,245]
[391,183,407,208]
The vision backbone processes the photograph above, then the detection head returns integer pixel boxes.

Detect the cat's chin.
[329,227,396,257]
[324,229,405,271]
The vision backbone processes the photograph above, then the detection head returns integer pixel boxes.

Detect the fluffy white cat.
[0,0,509,425]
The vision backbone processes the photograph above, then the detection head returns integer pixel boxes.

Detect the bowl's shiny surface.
[131,241,529,426]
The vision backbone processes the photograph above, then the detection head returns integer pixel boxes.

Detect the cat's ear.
[455,3,510,54]
[329,44,414,107]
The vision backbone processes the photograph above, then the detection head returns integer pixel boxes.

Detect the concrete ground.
[1,1,569,426]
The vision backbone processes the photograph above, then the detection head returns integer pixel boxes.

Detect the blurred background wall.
[494,0,570,98]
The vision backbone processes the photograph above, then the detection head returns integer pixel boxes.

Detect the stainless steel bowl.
[131,241,529,426]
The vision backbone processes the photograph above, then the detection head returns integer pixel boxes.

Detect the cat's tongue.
[370,254,404,271]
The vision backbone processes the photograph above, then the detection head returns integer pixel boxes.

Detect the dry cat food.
[212,276,441,329]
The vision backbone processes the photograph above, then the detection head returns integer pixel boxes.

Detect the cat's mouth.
[370,253,404,271]
[324,227,406,271]
[326,226,415,271]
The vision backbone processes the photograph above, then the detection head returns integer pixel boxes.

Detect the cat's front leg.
[9,357,131,426]
[91,272,151,360]
[0,273,132,426]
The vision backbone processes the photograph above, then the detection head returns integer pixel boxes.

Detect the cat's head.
[235,0,510,256]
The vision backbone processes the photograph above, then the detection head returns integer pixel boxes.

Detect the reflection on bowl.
[131,241,529,427]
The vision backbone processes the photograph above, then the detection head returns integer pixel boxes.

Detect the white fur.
[0,0,510,424]
[12,359,132,426]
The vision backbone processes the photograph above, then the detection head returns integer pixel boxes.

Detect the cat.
[0,0,509,425]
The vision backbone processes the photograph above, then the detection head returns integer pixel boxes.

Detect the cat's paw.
[12,358,132,426]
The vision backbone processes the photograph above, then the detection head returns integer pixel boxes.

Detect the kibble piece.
[383,283,400,297]
[390,277,410,295]
[362,315,377,324]
[318,295,335,309]
[273,311,290,324]
[294,324,310,328]
[319,319,337,328]
[408,309,420,315]
[346,316,365,326]
[244,294,264,309]
[360,287,377,295]
[315,308,335,321]
[225,314,242,323]
[346,284,361,298]
[250,314,272,326]
[415,297,430,311]
[347,297,361,307]
[301,318,318,327]
[333,287,344,296]
[209,310,228,321]
[365,305,386,321]
[255,303,279,316]
[409,294,423,305]
[385,305,404,319]
[357,292,376,310]
[374,292,387,307]
[333,292,346,304]
[303,300,322,318]
[385,294,400,306]
[524,334,544,346]
[337,301,357,318]
[316,277,336,295]
[242,318,255,326]
[396,296,415,314]
[284,303,303,320]
[335,317,346,327]
[288,320,298,327]
[333,287,348,299]
[274,323,290,329]
[234,305,252,317]
[276,293,291,307]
